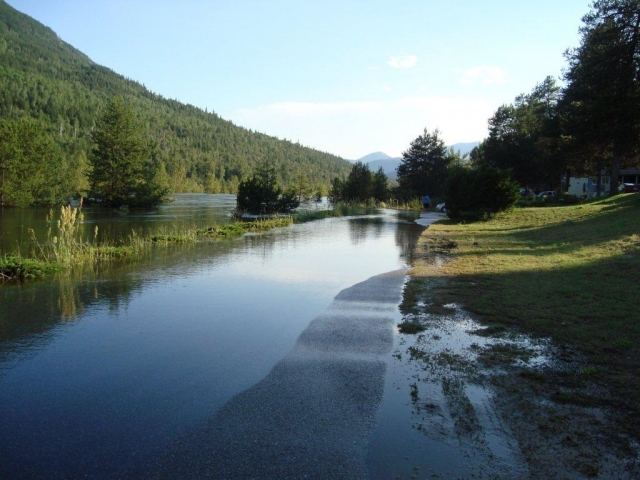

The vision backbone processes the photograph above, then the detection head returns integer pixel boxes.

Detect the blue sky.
[8,0,590,159]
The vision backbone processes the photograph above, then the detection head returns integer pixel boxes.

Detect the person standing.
[423,194,430,211]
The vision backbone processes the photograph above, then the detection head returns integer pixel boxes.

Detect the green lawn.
[410,193,640,433]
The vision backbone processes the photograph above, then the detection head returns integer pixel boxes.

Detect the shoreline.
[398,201,640,478]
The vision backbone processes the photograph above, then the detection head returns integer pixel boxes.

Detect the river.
[0,194,426,478]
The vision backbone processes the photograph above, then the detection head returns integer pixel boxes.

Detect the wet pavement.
[154,270,408,479]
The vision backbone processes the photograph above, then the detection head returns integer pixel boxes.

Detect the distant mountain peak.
[354,151,392,163]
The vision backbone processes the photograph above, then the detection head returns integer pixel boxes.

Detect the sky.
[7,0,591,160]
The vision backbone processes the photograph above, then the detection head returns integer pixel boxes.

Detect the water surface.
[0,196,424,478]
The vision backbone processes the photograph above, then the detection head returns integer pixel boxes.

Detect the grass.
[408,193,640,434]
[0,255,61,282]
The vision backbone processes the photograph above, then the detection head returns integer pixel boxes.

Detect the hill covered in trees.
[0,1,351,198]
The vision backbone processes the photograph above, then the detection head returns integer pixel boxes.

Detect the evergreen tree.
[475,77,562,191]
[373,166,389,202]
[89,96,169,207]
[236,160,299,214]
[343,161,373,202]
[562,0,640,194]
[396,128,450,198]
[0,117,64,206]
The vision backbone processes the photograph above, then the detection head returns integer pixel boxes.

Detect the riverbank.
[0,202,378,284]
[401,194,640,478]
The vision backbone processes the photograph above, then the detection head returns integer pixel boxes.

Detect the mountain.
[353,151,392,163]
[366,158,402,180]
[449,142,481,156]
[0,1,352,194]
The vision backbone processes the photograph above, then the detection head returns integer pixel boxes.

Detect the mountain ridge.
[0,1,352,194]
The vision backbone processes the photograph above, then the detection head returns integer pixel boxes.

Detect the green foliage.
[89,96,170,207]
[202,217,293,237]
[344,161,373,201]
[236,160,300,214]
[444,165,519,220]
[329,162,389,203]
[0,116,68,206]
[397,128,451,199]
[0,2,352,196]
[372,166,389,202]
[476,76,562,191]
[0,255,60,282]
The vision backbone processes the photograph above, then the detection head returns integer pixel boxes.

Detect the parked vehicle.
[436,202,447,213]
[619,183,640,193]
[537,191,556,199]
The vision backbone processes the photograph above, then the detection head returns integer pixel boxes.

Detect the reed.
[2,202,374,284]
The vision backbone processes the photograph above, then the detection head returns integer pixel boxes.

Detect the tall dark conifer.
[396,128,449,198]
[563,0,640,193]
[89,96,169,207]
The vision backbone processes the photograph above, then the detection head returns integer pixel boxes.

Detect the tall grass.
[293,202,378,222]
[386,197,425,211]
[48,204,86,265]
[2,201,379,283]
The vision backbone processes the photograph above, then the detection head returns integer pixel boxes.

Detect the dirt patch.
[394,281,640,479]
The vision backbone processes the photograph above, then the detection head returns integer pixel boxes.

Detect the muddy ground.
[395,275,640,479]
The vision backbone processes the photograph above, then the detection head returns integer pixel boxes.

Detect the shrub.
[236,161,300,214]
[444,165,519,220]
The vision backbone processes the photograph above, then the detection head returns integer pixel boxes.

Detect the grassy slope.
[411,194,640,432]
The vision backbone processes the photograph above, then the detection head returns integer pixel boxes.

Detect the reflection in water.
[348,216,385,245]
[394,219,425,265]
[0,202,425,478]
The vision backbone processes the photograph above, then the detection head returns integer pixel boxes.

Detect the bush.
[444,165,519,220]
[236,161,300,214]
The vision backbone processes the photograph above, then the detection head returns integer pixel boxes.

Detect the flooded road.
[3,199,604,479]
[0,196,426,478]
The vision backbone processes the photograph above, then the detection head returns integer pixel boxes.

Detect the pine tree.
[89,96,169,207]
[397,128,450,198]
[0,117,63,206]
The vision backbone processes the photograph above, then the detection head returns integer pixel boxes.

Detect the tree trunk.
[596,158,602,197]
[610,154,620,195]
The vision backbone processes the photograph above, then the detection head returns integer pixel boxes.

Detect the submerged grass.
[409,193,640,434]
[292,202,378,223]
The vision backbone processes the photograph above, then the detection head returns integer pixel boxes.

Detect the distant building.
[561,168,640,197]
[562,177,610,198]
[619,168,640,184]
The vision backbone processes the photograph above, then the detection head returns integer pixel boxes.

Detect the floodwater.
[0,194,427,478]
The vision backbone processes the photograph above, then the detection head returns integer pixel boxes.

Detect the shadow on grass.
[427,249,640,436]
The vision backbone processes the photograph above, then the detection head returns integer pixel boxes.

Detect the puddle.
[368,303,555,479]
[369,290,640,479]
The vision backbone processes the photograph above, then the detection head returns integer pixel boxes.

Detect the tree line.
[367,0,640,221]
[471,0,640,194]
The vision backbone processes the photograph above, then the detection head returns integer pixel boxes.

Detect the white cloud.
[457,66,507,86]
[388,55,418,69]
[232,95,493,159]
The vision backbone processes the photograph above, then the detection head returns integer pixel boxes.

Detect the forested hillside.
[0,1,351,197]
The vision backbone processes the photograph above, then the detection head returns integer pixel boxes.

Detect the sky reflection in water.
[0,201,423,478]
